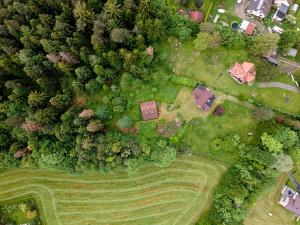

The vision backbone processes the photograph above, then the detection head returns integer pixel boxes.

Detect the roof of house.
[188,11,203,23]
[287,48,298,57]
[228,62,256,84]
[279,3,290,13]
[248,0,273,16]
[279,186,300,216]
[245,23,256,35]
[240,20,256,35]
[192,85,215,111]
[267,57,280,65]
[292,3,299,12]
[140,101,158,121]
[274,3,289,19]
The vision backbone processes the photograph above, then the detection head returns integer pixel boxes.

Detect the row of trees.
[193,23,283,56]
[198,121,299,224]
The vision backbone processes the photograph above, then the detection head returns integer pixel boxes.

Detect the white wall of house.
[274,0,290,7]
[247,9,266,18]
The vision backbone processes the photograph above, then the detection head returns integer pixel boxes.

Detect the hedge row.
[250,99,300,120]
[170,75,198,87]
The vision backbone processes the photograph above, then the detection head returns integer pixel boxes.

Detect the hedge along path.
[0,154,226,225]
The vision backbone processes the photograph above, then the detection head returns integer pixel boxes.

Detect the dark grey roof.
[275,10,286,19]
[248,0,273,16]
[248,0,260,11]
[279,3,289,14]
[268,58,279,65]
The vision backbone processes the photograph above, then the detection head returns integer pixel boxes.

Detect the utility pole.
[288,172,300,193]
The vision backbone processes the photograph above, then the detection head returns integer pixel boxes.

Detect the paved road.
[258,82,300,93]
[234,1,267,33]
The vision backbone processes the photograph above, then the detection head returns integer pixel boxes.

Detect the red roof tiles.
[245,23,256,35]
[188,11,203,23]
[140,101,158,121]
[228,62,256,85]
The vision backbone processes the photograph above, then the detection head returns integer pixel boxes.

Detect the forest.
[1,0,300,225]
[0,0,199,171]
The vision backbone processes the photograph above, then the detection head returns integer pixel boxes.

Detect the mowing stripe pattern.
[0,155,226,225]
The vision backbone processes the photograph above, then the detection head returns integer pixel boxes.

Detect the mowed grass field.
[244,174,297,225]
[0,154,226,225]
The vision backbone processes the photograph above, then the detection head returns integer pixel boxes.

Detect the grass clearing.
[182,100,258,165]
[244,174,297,225]
[137,120,158,138]
[161,40,300,115]
[0,154,226,225]
[159,87,210,122]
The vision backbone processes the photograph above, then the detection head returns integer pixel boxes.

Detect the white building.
[273,3,289,21]
[274,0,291,7]
[292,4,299,12]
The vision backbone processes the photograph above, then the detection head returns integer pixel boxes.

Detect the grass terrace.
[0,155,226,225]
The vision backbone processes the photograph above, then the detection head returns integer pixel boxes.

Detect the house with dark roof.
[228,62,256,85]
[192,85,215,111]
[247,0,273,18]
[263,49,279,65]
[279,185,300,217]
[273,3,289,21]
[140,101,159,121]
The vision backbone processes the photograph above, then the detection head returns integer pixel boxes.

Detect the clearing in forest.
[0,154,226,225]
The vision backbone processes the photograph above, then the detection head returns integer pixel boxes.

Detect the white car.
[237,0,242,3]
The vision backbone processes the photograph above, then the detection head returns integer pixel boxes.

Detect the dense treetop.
[0,0,197,171]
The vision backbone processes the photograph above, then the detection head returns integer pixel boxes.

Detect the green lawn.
[244,174,295,225]
[83,71,182,130]
[273,73,295,85]
[210,0,241,24]
[182,100,258,165]
[161,40,300,115]
[0,155,226,225]
[137,120,158,139]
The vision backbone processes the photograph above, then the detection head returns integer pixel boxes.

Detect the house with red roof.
[192,85,216,111]
[140,101,159,121]
[188,10,203,23]
[240,20,256,36]
[228,62,256,85]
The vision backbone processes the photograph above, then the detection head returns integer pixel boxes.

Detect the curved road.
[258,82,300,93]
